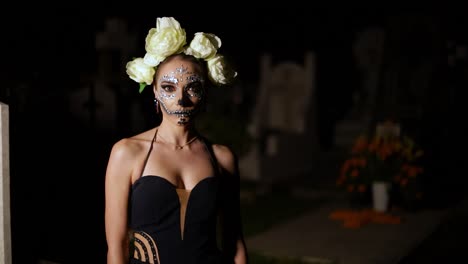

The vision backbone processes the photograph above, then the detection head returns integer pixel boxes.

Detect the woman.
[104,17,247,264]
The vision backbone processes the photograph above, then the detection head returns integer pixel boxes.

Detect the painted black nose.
[177,97,192,107]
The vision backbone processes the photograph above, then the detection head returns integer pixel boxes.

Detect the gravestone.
[352,26,385,117]
[239,52,318,184]
[375,121,400,137]
[0,102,11,264]
[334,27,386,148]
[69,17,139,134]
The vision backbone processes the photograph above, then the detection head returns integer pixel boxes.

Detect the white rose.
[184,32,221,60]
[145,17,186,58]
[143,52,165,67]
[206,55,237,85]
[126,58,155,85]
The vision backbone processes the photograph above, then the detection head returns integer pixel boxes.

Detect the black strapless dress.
[129,175,224,264]
[128,133,239,264]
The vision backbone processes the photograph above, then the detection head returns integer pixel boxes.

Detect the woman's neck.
[157,120,198,145]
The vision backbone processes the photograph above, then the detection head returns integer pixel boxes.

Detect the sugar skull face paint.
[155,60,205,125]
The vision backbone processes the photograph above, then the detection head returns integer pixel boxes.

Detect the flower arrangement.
[337,121,425,207]
[126,17,237,93]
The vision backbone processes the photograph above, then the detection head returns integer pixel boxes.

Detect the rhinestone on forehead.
[159,65,205,85]
[160,75,179,84]
[176,65,188,74]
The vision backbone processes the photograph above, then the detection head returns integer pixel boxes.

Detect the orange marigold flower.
[415,150,424,158]
[336,178,344,186]
[368,140,379,152]
[352,136,368,153]
[360,158,367,167]
[407,166,423,177]
[340,161,351,174]
[394,142,402,151]
[401,163,410,171]
[357,184,367,193]
[400,178,408,187]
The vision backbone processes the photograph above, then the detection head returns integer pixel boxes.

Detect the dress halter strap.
[139,128,159,178]
[138,129,221,178]
[199,136,222,176]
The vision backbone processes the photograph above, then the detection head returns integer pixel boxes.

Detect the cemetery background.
[0,8,467,264]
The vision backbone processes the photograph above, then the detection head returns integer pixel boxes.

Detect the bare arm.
[105,139,135,264]
[214,145,248,264]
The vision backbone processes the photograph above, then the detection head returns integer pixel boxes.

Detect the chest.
[139,143,218,190]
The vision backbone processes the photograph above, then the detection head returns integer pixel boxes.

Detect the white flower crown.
[126,17,238,93]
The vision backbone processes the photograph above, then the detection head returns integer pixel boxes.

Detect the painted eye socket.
[161,85,176,93]
[186,84,203,98]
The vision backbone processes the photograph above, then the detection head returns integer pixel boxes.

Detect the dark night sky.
[1,8,458,86]
[0,9,398,83]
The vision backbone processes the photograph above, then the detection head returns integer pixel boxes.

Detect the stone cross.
[352,26,385,119]
[0,102,11,264]
[70,17,138,133]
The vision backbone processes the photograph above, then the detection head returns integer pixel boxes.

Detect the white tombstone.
[0,102,11,264]
[268,61,313,134]
[239,52,318,183]
[376,121,400,137]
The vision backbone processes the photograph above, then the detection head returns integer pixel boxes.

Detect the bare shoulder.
[109,137,142,161]
[212,143,238,175]
[106,128,158,180]
[109,129,153,159]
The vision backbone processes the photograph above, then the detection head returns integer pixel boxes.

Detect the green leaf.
[139,83,147,93]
